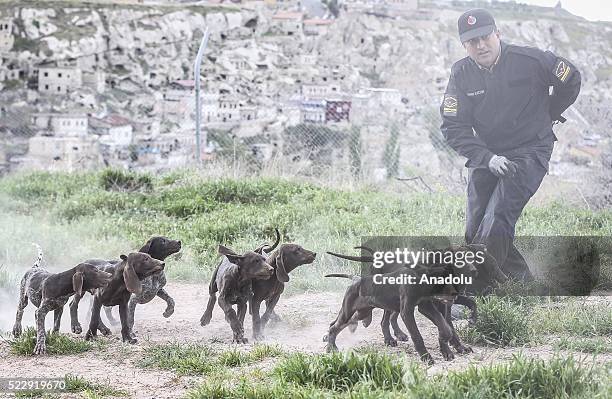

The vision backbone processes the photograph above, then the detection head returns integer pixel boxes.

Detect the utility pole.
[194,27,210,164]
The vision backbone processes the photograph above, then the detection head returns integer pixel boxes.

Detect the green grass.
[139,343,217,375]
[554,337,612,354]
[532,300,612,337]
[64,374,127,397]
[14,374,126,398]
[139,343,283,376]
[0,170,610,286]
[275,351,406,391]
[8,327,98,356]
[460,297,612,348]
[187,353,609,399]
[459,296,534,347]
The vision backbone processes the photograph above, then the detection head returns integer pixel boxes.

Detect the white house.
[24,135,100,171]
[303,19,333,36]
[90,114,133,146]
[218,97,242,123]
[301,83,331,99]
[33,112,89,136]
[365,87,403,111]
[0,18,14,53]
[38,66,83,95]
[52,114,88,136]
[301,100,326,124]
[271,12,303,36]
[82,71,106,93]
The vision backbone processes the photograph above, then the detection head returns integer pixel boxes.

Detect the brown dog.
[250,243,317,340]
[200,245,274,343]
[325,245,489,364]
[85,252,165,344]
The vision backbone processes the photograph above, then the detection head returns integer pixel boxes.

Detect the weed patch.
[8,328,97,356]
[459,296,534,346]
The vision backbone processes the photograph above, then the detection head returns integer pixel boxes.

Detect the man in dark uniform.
[440,9,581,281]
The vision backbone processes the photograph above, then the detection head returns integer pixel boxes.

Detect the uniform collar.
[474,41,505,73]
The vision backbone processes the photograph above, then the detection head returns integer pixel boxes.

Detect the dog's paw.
[441,347,455,361]
[325,343,339,353]
[85,331,96,341]
[12,324,22,338]
[233,336,248,344]
[253,333,265,341]
[123,337,138,345]
[71,324,82,334]
[456,344,473,354]
[420,352,435,365]
[394,332,409,341]
[200,313,212,326]
[33,342,46,355]
[99,326,112,336]
[163,306,175,318]
[384,337,398,347]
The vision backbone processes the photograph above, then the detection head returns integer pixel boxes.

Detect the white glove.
[488,155,518,177]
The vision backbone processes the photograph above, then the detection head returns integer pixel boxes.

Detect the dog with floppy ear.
[69,236,181,336]
[200,245,274,343]
[249,243,316,340]
[13,244,113,355]
[85,252,165,344]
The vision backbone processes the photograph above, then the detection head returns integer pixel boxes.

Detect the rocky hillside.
[0,0,610,205]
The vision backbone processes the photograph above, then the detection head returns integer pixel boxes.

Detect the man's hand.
[488,155,518,177]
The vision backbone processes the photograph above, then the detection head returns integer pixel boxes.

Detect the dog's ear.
[123,260,142,295]
[275,250,290,283]
[120,254,127,261]
[139,238,154,254]
[224,253,245,266]
[72,272,84,297]
[218,245,238,257]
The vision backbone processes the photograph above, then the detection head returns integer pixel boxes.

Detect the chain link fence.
[1,62,609,207]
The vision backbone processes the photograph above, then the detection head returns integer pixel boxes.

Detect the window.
[58,73,62,78]
[57,86,61,92]
[44,72,48,77]
[44,85,49,90]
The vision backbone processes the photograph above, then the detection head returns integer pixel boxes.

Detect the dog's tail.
[324,273,355,279]
[31,243,43,268]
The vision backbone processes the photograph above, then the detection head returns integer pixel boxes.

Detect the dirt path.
[1,282,610,399]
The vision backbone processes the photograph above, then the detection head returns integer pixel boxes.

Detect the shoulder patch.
[443,94,458,116]
[553,58,571,83]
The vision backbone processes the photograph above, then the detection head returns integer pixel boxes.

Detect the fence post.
[194,27,210,165]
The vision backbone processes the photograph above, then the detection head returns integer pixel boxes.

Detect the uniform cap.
[458,8,496,43]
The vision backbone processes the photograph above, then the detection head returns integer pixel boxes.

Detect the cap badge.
[467,15,477,25]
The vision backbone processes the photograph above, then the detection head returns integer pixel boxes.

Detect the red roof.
[272,12,303,20]
[303,18,333,26]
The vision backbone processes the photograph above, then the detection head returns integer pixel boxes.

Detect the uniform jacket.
[440,41,581,168]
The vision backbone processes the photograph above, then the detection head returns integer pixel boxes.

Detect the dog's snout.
[160,262,166,268]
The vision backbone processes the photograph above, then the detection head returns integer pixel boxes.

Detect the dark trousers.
[465,143,553,280]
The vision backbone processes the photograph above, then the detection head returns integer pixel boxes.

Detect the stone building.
[38,66,83,95]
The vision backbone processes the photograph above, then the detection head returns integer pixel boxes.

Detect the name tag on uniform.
[466,89,485,97]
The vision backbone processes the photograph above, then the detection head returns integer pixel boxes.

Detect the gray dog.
[13,244,112,354]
